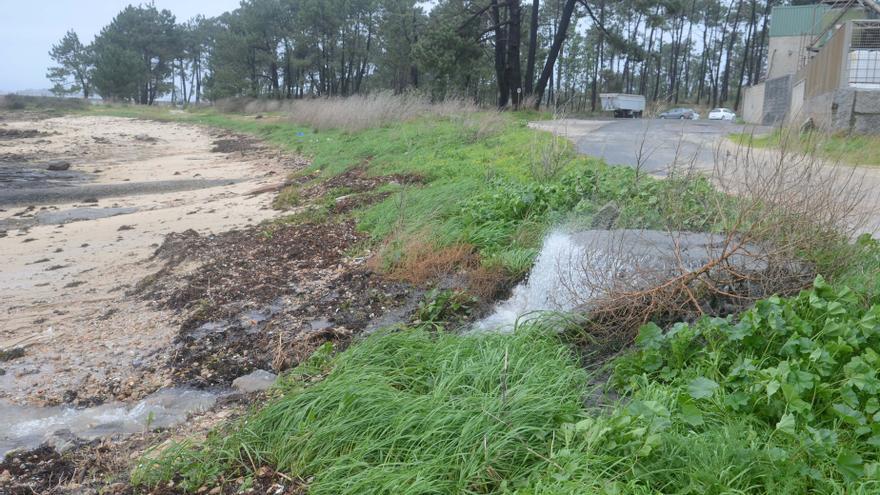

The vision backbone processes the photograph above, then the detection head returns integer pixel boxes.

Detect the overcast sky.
[0,1,242,93]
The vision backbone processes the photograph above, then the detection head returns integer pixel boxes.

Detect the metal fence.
[849,20,880,87]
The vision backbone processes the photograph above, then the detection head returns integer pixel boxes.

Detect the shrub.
[0,94,89,111]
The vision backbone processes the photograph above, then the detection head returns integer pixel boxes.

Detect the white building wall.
[766,36,810,80]
[742,83,766,124]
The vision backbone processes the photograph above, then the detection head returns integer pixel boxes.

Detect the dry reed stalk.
[564,130,874,349]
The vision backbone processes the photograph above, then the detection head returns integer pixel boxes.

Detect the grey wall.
[802,88,880,134]
[762,75,793,126]
[836,89,880,134]
[742,83,765,124]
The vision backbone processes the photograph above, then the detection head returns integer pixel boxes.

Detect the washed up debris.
[246,180,293,196]
[133,134,158,144]
[0,129,48,140]
[45,161,70,171]
[0,347,25,362]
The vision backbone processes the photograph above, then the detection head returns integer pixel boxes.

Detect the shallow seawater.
[0,163,91,189]
[0,388,218,457]
[35,206,138,225]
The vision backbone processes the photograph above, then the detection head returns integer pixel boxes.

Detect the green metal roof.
[770,5,830,37]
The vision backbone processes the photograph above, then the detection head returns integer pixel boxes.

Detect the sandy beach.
[0,114,300,406]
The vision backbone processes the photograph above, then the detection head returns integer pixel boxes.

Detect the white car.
[708,108,736,121]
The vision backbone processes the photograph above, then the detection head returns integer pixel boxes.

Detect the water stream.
[0,388,218,457]
[475,229,736,331]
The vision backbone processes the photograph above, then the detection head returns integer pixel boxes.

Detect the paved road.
[574,119,772,175]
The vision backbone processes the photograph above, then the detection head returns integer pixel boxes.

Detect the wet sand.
[0,114,299,406]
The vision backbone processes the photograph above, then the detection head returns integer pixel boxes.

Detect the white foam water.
[475,231,611,331]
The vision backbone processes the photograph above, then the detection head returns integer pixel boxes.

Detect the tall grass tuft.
[133,326,589,494]
[216,93,479,132]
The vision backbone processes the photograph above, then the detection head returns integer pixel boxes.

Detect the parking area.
[572,118,772,175]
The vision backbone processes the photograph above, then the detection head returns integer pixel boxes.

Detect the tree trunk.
[524,0,540,96]
[720,0,743,104]
[507,1,523,107]
[640,11,658,96]
[675,0,697,102]
[591,0,606,112]
[534,0,577,109]
[751,0,771,81]
[355,14,373,94]
[697,24,712,103]
[734,0,757,109]
[491,0,510,108]
[711,3,733,107]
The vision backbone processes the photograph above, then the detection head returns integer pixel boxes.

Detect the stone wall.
[832,89,880,134]
[801,91,835,129]
[800,88,880,133]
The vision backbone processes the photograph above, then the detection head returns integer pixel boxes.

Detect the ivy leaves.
[613,276,880,485]
[687,377,719,400]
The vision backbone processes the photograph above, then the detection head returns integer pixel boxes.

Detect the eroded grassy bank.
[83,103,880,494]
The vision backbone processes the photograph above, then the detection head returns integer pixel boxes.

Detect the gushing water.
[475,229,732,331]
[475,231,612,330]
[0,388,217,457]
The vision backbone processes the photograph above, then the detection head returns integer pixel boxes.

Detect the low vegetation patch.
[0,94,89,111]
[135,267,880,493]
[96,104,720,287]
[214,93,479,132]
[733,128,880,167]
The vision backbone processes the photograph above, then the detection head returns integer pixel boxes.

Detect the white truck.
[599,93,646,118]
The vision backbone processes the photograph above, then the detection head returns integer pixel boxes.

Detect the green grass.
[732,129,880,167]
[135,269,880,494]
[132,325,590,494]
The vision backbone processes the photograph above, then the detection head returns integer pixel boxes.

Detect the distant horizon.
[0,0,240,93]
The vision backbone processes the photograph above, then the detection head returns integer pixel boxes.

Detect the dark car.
[658,108,698,120]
